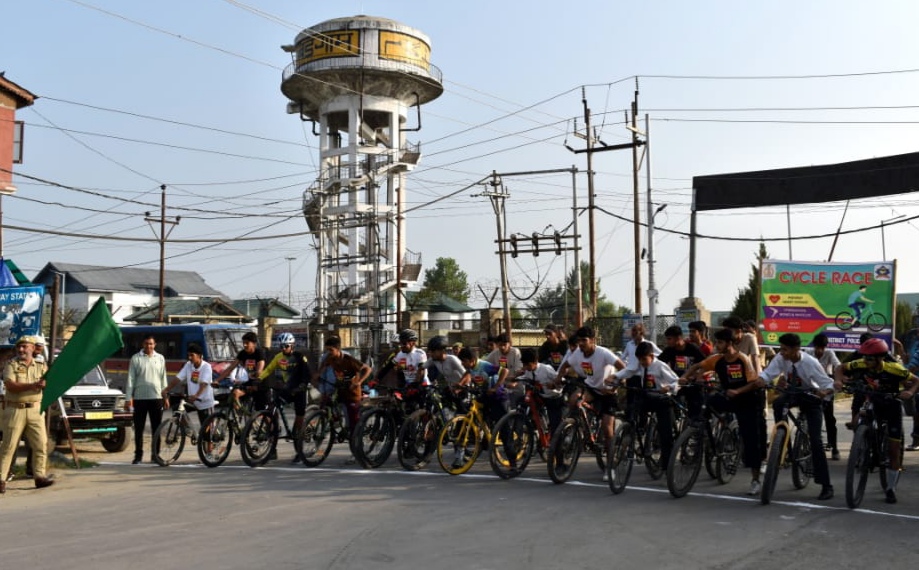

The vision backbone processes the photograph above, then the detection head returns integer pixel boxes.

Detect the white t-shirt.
[519,363,563,399]
[394,347,428,385]
[622,339,662,369]
[614,358,679,391]
[567,346,622,390]
[177,360,215,410]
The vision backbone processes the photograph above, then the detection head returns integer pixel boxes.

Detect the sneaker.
[886,489,897,504]
[748,480,762,496]
[760,464,767,475]
[602,472,609,482]
[907,437,919,451]
[817,485,834,500]
[831,448,840,461]
[343,455,356,466]
[290,453,303,465]
[845,422,855,430]
[451,459,465,470]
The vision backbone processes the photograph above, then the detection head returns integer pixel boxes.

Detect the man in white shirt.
[621,322,661,370]
[165,343,215,423]
[758,332,835,501]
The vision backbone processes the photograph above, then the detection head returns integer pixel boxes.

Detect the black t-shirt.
[658,343,705,376]
[539,340,568,370]
[237,348,266,377]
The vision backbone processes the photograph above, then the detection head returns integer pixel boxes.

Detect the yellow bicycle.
[437,385,494,475]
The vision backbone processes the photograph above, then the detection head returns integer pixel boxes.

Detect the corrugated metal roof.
[33,262,225,297]
[404,291,474,312]
[124,297,248,324]
[231,298,299,318]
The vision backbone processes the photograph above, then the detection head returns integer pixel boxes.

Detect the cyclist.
[688,321,713,357]
[806,333,842,460]
[552,325,625,475]
[612,341,679,472]
[516,347,564,435]
[213,331,267,410]
[163,343,215,424]
[485,333,523,375]
[258,333,314,464]
[539,324,568,370]
[375,329,428,388]
[424,335,465,385]
[847,285,874,327]
[833,337,919,503]
[679,328,764,496]
[455,346,509,469]
[758,333,835,501]
[316,335,372,446]
[659,325,706,421]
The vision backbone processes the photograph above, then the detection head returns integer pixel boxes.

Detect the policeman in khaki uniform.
[0,336,55,493]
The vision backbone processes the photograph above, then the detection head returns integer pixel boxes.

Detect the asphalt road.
[3,403,919,569]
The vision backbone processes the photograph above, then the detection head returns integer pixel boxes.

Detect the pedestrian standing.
[123,334,168,464]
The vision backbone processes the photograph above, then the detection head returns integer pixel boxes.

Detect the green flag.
[41,297,124,412]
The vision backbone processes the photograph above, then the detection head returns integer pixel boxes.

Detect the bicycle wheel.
[490,411,534,479]
[643,415,663,480]
[437,416,481,475]
[298,409,334,467]
[667,426,703,498]
[878,430,901,492]
[607,422,634,494]
[198,412,232,468]
[791,424,812,490]
[845,425,871,509]
[397,409,439,471]
[835,310,855,331]
[352,408,396,469]
[761,425,787,505]
[152,417,186,466]
[240,410,276,467]
[589,412,607,472]
[703,418,718,479]
[715,420,742,485]
[547,418,582,484]
[866,312,887,332]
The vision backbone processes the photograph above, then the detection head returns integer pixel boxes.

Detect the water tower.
[281,15,443,349]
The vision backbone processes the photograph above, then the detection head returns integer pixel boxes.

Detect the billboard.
[759,260,895,351]
[0,285,45,346]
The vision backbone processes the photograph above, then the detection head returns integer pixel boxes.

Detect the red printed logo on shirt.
[499,356,508,369]
[397,356,407,370]
[727,363,744,379]
[644,374,656,389]
[581,361,594,377]
[245,359,256,372]
[191,370,199,384]
[674,356,689,372]
[280,357,289,370]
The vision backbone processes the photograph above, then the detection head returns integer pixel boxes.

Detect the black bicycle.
[666,387,741,498]
[547,380,608,484]
[197,386,253,468]
[397,383,456,471]
[352,384,424,469]
[605,386,668,494]
[843,381,904,508]
[760,385,816,505]
[240,386,313,467]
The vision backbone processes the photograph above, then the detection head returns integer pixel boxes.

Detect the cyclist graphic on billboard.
[847,285,874,326]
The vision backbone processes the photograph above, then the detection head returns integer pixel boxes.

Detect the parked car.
[48,365,133,452]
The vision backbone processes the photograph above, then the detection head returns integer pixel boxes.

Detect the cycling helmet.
[859,338,889,356]
[277,332,296,347]
[398,329,418,343]
[427,335,448,351]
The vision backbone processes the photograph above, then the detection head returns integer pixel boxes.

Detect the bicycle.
[436,385,494,475]
[197,385,254,468]
[397,382,455,471]
[843,381,904,508]
[546,380,608,484]
[605,386,671,494]
[836,303,887,332]
[298,381,355,467]
[352,384,422,469]
[152,398,200,466]
[760,385,816,505]
[240,386,314,467]
[666,386,742,498]
[489,378,554,479]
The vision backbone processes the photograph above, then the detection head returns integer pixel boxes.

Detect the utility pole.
[476,172,512,336]
[630,83,642,314]
[568,88,646,322]
[144,184,180,324]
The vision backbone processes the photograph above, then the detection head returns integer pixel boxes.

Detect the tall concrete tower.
[281,16,443,350]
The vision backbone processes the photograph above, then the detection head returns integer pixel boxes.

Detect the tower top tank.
[281,15,443,118]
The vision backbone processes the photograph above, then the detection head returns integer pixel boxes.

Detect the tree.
[731,242,769,321]
[527,261,631,326]
[418,257,470,304]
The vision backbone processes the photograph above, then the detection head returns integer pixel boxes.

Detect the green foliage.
[526,261,632,325]
[731,242,769,320]
[419,257,470,304]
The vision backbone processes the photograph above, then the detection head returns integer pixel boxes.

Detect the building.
[0,73,36,195]
[32,262,226,324]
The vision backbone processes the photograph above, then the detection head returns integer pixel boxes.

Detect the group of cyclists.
[177,319,919,506]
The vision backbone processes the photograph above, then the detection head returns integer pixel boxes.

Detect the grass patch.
[8,450,98,477]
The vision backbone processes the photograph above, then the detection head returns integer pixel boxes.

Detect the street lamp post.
[881,215,906,260]
[285,257,296,306]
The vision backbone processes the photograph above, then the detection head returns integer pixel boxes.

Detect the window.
[12,121,24,164]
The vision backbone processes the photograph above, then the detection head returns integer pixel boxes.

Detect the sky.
[4,0,919,321]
